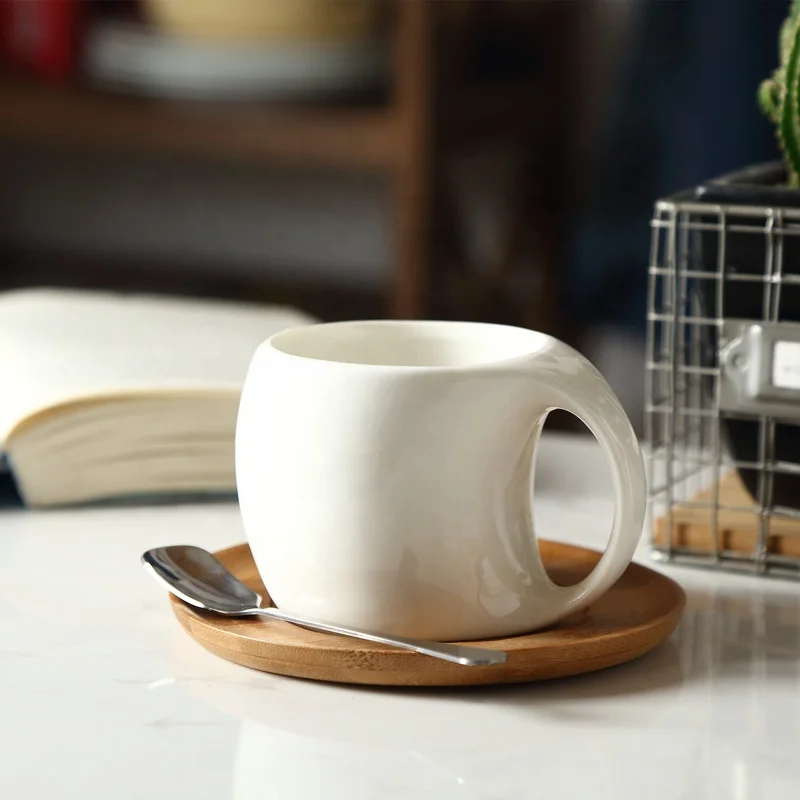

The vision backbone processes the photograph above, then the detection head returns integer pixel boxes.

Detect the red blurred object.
[0,0,83,81]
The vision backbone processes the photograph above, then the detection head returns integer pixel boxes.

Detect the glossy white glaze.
[235,321,646,640]
[1,434,799,800]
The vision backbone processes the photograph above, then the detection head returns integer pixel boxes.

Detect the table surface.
[2,432,799,799]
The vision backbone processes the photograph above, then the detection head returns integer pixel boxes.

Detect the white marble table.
[1,433,799,799]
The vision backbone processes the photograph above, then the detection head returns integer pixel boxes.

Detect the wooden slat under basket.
[653,472,800,558]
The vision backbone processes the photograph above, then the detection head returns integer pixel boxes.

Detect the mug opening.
[269,321,549,368]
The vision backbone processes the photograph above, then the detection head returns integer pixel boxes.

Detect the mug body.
[236,321,564,641]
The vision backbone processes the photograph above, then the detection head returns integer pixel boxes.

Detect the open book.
[0,288,315,507]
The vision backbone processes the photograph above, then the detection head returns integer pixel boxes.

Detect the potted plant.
[688,0,800,507]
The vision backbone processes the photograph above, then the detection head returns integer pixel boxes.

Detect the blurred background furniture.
[0,0,583,340]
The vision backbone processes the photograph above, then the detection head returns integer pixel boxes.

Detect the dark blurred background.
[0,0,790,430]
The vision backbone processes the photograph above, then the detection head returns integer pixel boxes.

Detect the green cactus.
[759,0,800,186]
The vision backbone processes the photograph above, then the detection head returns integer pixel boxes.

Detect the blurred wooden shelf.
[1,246,385,323]
[0,76,400,170]
[0,0,581,324]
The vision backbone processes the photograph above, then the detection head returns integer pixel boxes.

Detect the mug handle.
[516,338,647,619]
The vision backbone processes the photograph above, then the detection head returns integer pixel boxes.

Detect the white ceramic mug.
[235,320,646,641]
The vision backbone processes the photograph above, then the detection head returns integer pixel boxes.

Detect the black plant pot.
[693,161,800,508]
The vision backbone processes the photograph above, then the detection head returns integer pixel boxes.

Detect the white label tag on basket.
[772,341,800,389]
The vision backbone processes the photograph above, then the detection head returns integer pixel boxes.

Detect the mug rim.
[265,319,553,371]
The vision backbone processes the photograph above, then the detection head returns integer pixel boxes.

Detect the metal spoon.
[141,545,506,667]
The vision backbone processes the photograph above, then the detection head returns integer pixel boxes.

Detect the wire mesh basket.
[646,173,800,578]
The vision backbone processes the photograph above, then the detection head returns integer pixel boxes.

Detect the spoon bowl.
[143,544,263,615]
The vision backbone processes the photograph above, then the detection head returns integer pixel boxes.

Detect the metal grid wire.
[646,193,800,578]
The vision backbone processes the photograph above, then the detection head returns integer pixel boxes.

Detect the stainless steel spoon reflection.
[141,545,507,667]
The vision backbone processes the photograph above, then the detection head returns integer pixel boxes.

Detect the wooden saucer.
[169,541,685,687]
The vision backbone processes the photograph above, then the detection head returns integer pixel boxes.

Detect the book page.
[0,288,315,444]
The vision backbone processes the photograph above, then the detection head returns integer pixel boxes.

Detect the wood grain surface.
[653,472,800,557]
[169,540,685,687]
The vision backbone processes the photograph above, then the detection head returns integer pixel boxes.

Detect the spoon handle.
[252,606,507,667]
